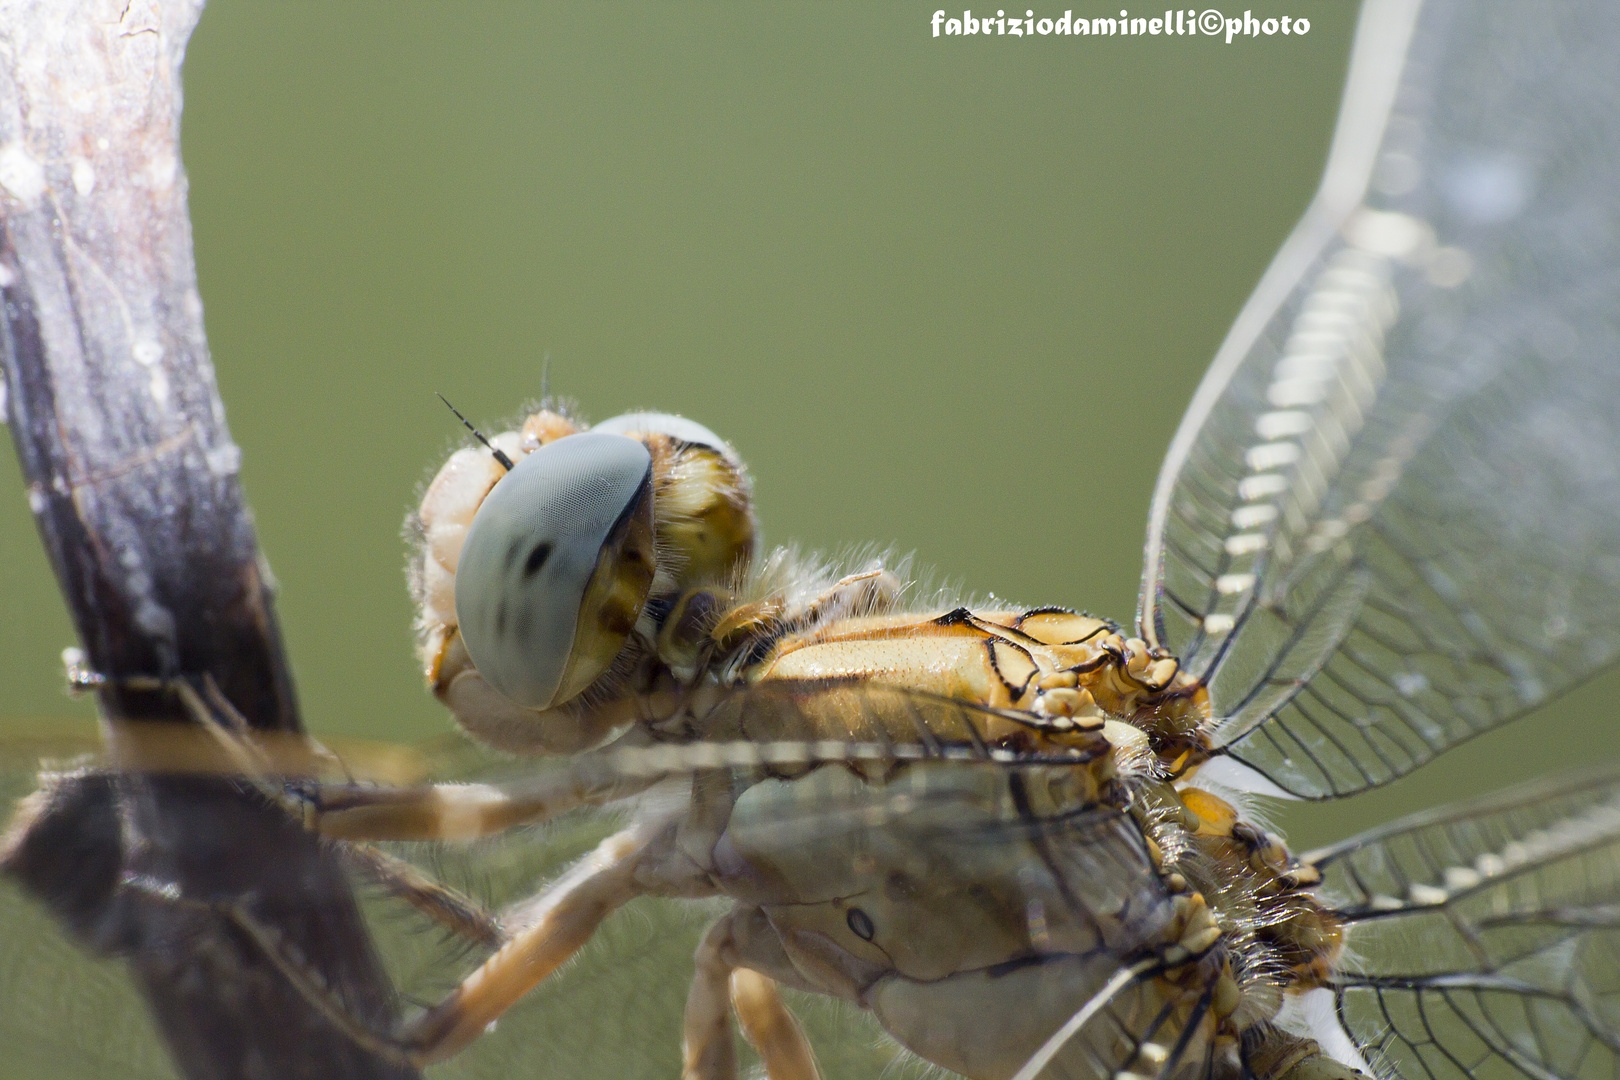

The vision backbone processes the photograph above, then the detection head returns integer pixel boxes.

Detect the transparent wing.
[1138,0,1620,797]
[0,681,1231,1080]
[691,753,1226,1080]
[0,744,185,1080]
[0,690,1104,1080]
[0,725,750,1080]
[1305,765,1620,1080]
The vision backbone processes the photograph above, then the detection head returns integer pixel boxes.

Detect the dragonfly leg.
[209,820,658,1065]
[731,970,820,1080]
[338,840,505,947]
[683,916,741,1080]
[399,820,656,1062]
[140,667,655,844]
[295,749,658,841]
[683,912,821,1080]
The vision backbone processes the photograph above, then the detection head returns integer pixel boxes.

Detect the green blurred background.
[5,3,1618,1077]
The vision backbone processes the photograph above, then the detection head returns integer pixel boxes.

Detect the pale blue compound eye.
[455,432,657,709]
[592,411,732,455]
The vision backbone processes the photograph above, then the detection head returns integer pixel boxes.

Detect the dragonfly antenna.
[437,393,514,471]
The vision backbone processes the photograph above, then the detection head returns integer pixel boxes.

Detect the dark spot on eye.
[846,907,875,941]
[523,542,553,578]
[495,598,510,636]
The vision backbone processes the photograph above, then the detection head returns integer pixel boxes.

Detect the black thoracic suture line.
[1015,607,1115,646]
[986,638,1037,700]
[1062,649,1120,679]
[966,611,1067,650]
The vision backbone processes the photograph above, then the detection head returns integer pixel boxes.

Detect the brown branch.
[0,3,416,1077]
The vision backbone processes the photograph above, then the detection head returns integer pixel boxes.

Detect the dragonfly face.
[7,0,1620,1078]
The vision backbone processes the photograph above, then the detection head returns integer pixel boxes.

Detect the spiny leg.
[221,820,659,1065]
[296,755,654,842]
[400,820,656,1061]
[143,670,655,845]
[731,971,820,1080]
[339,839,505,948]
[684,917,740,1080]
[683,913,821,1080]
[150,675,509,946]
[151,674,679,1058]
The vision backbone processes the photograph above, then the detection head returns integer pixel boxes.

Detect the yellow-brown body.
[400,409,1356,1079]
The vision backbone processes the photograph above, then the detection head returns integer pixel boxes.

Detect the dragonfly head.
[453,410,755,711]
[456,431,657,709]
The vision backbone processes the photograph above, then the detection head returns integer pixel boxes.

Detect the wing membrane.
[708,757,1227,1080]
[1139,0,1620,797]
[1305,766,1620,1080]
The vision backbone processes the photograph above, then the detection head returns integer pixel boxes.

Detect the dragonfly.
[7,0,1620,1077]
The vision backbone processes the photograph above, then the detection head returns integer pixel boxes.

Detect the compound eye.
[592,411,755,586]
[455,432,657,709]
[592,411,733,456]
